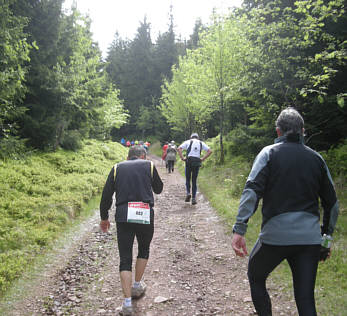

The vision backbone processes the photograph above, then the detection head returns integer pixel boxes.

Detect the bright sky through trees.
[63,0,242,55]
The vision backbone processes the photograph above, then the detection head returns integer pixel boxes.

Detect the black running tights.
[116,221,154,272]
[248,241,320,316]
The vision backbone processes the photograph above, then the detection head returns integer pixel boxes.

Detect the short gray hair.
[128,145,146,159]
[275,107,304,135]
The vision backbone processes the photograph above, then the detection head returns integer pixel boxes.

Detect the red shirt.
[162,144,168,159]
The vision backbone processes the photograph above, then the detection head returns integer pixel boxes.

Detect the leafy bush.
[225,125,273,159]
[60,130,82,151]
[0,140,127,294]
[321,140,347,179]
[0,136,29,161]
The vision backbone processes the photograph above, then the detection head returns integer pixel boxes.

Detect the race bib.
[127,202,150,224]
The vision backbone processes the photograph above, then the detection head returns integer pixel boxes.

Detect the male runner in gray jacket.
[231,107,339,316]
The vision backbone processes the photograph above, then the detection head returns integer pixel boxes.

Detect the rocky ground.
[0,155,297,315]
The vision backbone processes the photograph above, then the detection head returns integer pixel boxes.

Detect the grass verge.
[0,140,127,296]
[0,194,103,315]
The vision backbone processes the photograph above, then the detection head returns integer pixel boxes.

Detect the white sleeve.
[179,140,189,150]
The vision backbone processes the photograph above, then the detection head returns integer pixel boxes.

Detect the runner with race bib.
[100,146,163,316]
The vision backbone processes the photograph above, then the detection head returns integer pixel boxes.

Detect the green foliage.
[0,140,127,294]
[137,105,167,139]
[148,141,163,157]
[225,125,273,159]
[239,0,347,150]
[5,2,127,151]
[3,0,345,157]
[106,19,155,132]
[0,249,28,293]
[97,87,128,132]
[60,130,82,151]
[0,0,31,136]
[160,0,346,153]
[186,18,206,50]
[0,136,29,161]
[321,140,347,180]
[106,14,182,140]
[160,14,259,143]
[160,58,203,136]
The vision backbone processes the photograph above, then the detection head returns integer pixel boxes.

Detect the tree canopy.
[0,0,345,159]
[1,0,127,153]
[159,0,346,161]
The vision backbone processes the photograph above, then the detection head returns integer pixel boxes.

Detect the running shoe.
[185,194,191,202]
[120,305,133,316]
[131,281,147,299]
[192,198,197,205]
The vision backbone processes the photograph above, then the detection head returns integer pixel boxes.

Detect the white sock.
[123,297,132,307]
[133,281,141,288]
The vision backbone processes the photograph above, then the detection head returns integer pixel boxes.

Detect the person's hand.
[100,220,110,232]
[232,233,248,257]
[320,246,331,262]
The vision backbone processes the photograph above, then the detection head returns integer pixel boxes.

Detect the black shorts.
[116,220,154,271]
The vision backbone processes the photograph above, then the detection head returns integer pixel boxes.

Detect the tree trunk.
[53,120,64,151]
[219,92,224,164]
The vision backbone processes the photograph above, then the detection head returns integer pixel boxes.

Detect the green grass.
[196,150,346,316]
[0,140,127,295]
[148,141,163,157]
[0,194,102,315]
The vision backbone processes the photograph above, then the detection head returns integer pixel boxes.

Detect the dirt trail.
[1,155,297,315]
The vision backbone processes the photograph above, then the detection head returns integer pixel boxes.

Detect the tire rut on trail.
[2,155,297,315]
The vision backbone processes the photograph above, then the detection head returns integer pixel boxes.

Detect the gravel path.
[0,155,297,315]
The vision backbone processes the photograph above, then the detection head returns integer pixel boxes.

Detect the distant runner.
[165,141,177,173]
[161,141,169,167]
[178,133,212,205]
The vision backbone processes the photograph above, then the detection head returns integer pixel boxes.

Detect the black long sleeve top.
[100,158,163,222]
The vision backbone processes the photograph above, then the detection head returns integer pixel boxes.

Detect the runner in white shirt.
[178,133,212,205]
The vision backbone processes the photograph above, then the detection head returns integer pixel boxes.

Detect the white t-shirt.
[179,139,210,158]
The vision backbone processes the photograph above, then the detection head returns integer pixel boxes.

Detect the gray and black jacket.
[233,134,339,245]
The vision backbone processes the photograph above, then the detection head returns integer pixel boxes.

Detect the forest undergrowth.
[0,140,127,294]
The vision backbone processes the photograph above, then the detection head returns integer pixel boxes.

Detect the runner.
[178,133,212,205]
[231,107,339,316]
[161,141,169,167]
[165,141,177,173]
[99,145,163,316]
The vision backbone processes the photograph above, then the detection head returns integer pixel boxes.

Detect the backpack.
[187,140,202,156]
